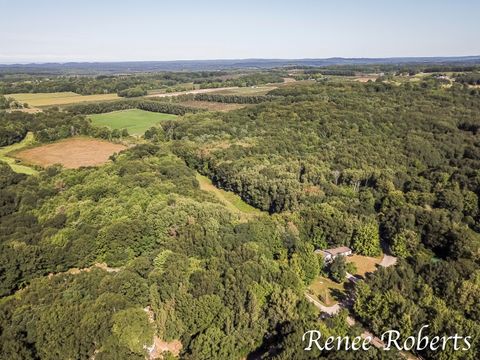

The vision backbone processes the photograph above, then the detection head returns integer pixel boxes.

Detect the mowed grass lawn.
[9,92,119,107]
[308,275,346,306]
[346,254,382,277]
[88,109,177,135]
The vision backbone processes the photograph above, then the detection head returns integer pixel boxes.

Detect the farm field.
[353,76,379,82]
[9,92,119,107]
[88,109,177,135]
[146,86,240,98]
[210,85,277,95]
[14,137,127,169]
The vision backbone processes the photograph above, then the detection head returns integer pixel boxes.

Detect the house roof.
[325,246,352,256]
[314,249,331,257]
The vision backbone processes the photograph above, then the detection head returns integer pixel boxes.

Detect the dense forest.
[0,68,479,359]
[173,93,277,104]
[166,80,480,358]
[456,72,480,85]
[0,144,339,359]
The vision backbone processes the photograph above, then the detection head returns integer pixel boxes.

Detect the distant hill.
[1,56,480,74]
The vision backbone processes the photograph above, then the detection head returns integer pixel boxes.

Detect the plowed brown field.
[15,137,127,169]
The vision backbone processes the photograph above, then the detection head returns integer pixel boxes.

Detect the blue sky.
[0,0,479,63]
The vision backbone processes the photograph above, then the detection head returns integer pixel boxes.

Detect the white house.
[315,246,352,263]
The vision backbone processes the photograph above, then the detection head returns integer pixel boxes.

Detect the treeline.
[117,86,147,97]
[304,69,357,76]
[455,72,480,85]
[0,95,11,109]
[0,71,283,95]
[176,93,277,104]
[423,65,480,73]
[65,99,202,116]
[0,95,27,110]
[0,111,30,146]
[0,110,125,146]
[0,72,227,95]
[198,73,284,89]
[295,64,480,77]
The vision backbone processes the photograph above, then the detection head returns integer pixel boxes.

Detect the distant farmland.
[9,92,119,107]
[88,109,177,135]
[210,86,277,96]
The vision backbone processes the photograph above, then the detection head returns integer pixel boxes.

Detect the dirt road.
[305,293,341,315]
[379,254,397,267]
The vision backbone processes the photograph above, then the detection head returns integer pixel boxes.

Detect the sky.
[0,0,479,63]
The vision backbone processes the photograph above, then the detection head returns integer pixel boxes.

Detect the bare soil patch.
[15,137,127,169]
[354,76,378,83]
[150,337,182,359]
[6,107,42,114]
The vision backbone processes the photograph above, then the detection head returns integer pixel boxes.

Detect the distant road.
[146,86,239,98]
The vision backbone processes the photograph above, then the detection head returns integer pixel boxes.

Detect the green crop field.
[9,92,120,107]
[88,109,177,135]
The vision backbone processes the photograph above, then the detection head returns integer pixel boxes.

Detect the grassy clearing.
[88,109,177,135]
[9,92,119,107]
[196,174,261,216]
[346,255,382,277]
[308,275,346,306]
[307,254,381,306]
[0,132,38,175]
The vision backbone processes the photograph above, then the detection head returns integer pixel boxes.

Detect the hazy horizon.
[2,55,480,66]
[1,0,479,63]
